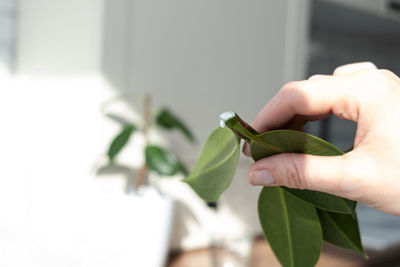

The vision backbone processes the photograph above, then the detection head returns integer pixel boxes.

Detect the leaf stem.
[219,112,258,142]
[219,111,284,153]
[136,94,151,189]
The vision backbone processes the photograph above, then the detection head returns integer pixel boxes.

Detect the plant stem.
[221,112,284,153]
[136,94,151,189]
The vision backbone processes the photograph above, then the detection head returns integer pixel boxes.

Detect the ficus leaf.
[184,112,365,267]
[107,124,136,162]
[283,187,356,215]
[183,127,240,202]
[317,209,366,257]
[156,108,196,143]
[250,130,356,215]
[104,112,133,126]
[145,145,186,176]
[258,186,322,267]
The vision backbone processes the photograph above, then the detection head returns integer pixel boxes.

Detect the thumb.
[248,153,350,196]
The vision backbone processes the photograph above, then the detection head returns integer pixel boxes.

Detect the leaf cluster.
[183,117,366,267]
[106,108,194,177]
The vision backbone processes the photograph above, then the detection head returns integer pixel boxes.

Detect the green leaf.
[317,209,366,257]
[258,187,322,267]
[156,108,195,143]
[104,113,132,126]
[183,112,365,266]
[145,145,186,176]
[283,187,356,214]
[183,127,240,202]
[107,124,136,162]
[250,130,356,214]
[250,130,344,157]
[177,161,189,177]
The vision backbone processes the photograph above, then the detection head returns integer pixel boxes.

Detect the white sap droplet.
[219,111,235,128]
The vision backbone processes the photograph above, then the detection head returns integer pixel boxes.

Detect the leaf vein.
[280,189,294,267]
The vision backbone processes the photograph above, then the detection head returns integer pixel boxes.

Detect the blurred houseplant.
[100,94,195,267]
[105,94,194,191]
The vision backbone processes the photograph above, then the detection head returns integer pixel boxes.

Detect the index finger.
[242,76,358,156]
[252,76,357,133]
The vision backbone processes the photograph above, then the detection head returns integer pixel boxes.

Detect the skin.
[243,62,400,216]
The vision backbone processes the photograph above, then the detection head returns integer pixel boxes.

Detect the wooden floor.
[167,237,400,267]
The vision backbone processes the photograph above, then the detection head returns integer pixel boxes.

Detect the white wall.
[128,0,290,145]
[114,0,311,248]
[10,0,311,261]
[0,0,16,75]
[16,0,104,75]
[99,0,311,163]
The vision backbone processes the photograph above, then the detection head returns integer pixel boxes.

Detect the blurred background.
[1,0,400,266]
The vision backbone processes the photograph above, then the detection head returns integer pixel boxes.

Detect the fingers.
[243,114,329,156]
[251,76,358,134]
[380,69,400,83]
[243,74,333,157]
[243,62,377,157]
[308,74,330,80]
[309,62,377,81]
[250,62,377,135]
[248,153,355,198]
[333,62,377,76]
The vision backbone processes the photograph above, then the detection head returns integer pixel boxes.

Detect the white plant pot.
[129,186,175,267]
[82,186,175,267]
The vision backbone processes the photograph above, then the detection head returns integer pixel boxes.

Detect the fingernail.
[250,170,275,185]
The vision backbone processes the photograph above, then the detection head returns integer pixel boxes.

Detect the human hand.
[243,62,400,216]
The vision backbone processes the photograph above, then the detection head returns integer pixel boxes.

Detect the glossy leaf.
[183,127,240,202]
[107,124,136,162]
[156,108,195,143]
[145,145,186,176]
[184,112,365,266]
[317,209,366,257]
[283,187,356,214]
[250,130,356,214]
[258,187,322,267]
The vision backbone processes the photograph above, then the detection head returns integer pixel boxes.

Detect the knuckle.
[334,62,377,75]
[380,69,400,83]
[280,81,304,98]
[380,69,395,77]
[308,74,324,80]
[279,157,308,190]
[363,61,376,67]
[356,68,379,78]
[333,65,344,75]
[337,153,370,198]
[352,69,394,98]
[359,61,377,70]
[335,175,355,197]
